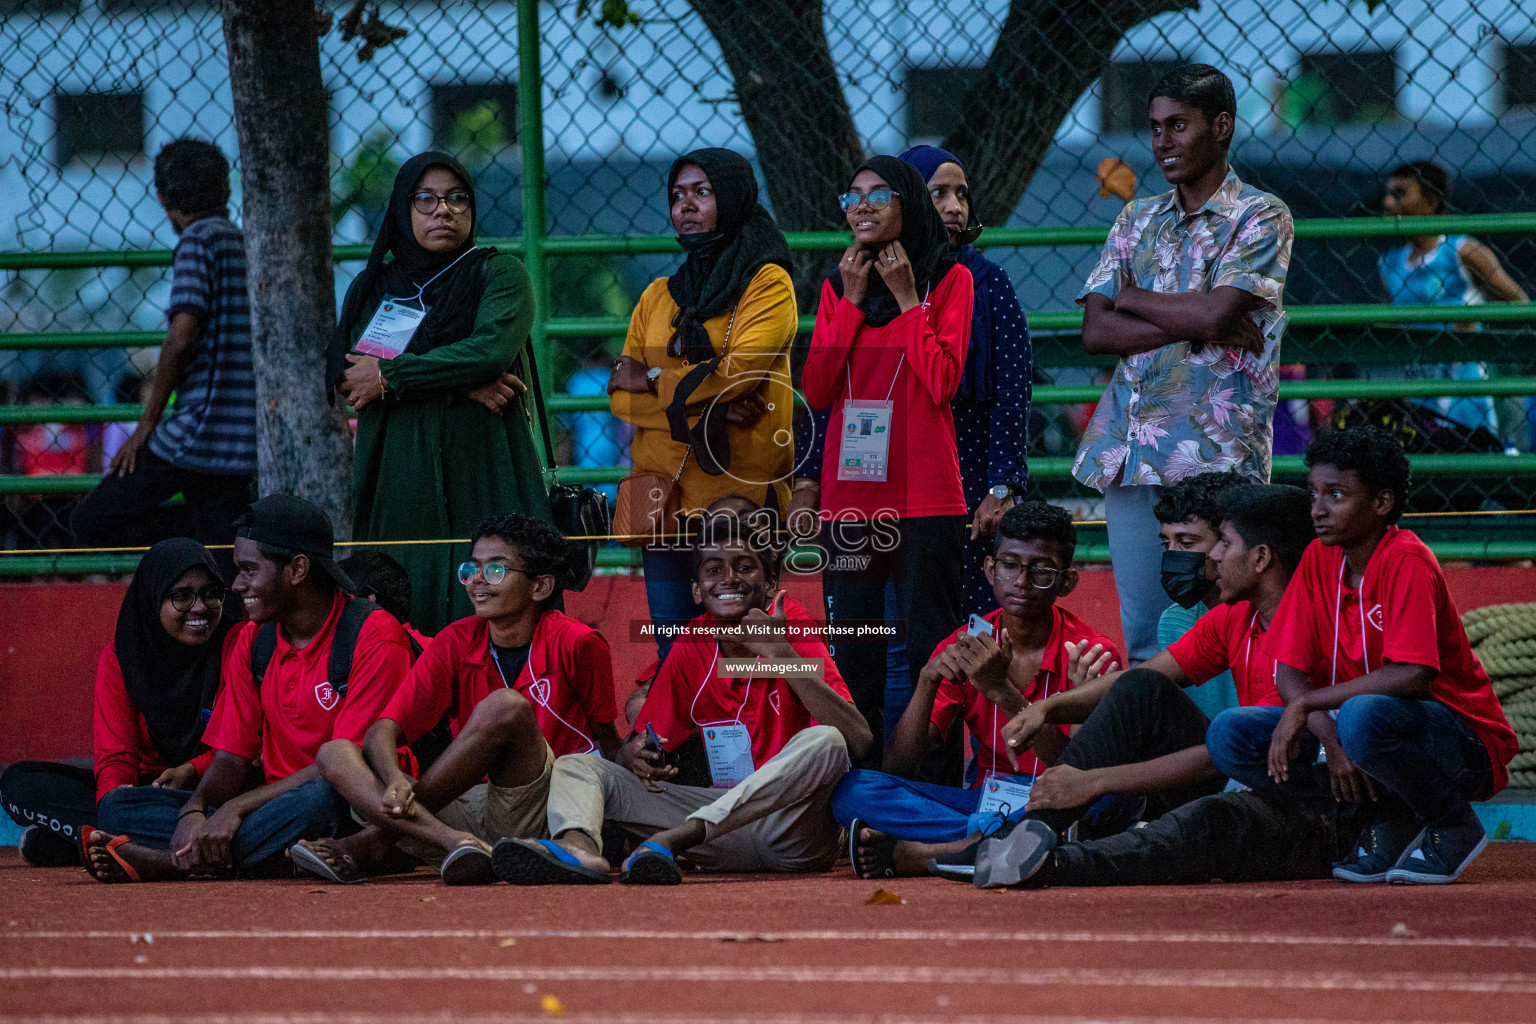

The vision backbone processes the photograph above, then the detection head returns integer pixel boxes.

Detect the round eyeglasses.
[457,561,540,586]
[837,188,900,212]
[166,585,225,612]
[410,190,472,215]
[990,559,1065,589]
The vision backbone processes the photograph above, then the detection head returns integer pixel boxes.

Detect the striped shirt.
[148,213,257,475]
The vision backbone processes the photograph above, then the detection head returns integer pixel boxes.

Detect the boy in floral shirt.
[1075,64,1293,663]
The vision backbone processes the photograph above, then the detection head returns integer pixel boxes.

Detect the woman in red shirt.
[1,538,236,866]
[801,155,974,772]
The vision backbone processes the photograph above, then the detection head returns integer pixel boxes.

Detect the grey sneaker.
[1332,817,1420,883]
[973,818,1058,889]
[1386,818,1489,885]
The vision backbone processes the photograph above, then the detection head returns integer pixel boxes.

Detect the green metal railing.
[3,0,1536,574]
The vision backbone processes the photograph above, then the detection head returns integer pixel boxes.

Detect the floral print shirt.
[1072,168,1293,491]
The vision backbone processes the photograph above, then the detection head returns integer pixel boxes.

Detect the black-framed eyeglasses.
[990,559,1065,589]
[166,585,225,612]
[457,561,540,586]
[410,191,472,215]
[837,188,900,212]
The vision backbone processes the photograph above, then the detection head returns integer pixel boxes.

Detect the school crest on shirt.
[1366,604,1384,631]
[315,681,340,711]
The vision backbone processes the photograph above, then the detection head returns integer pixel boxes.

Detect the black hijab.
[831,154,957,328]
[665,148,791,364]
[115,539,236,767]
[327,151,496,388]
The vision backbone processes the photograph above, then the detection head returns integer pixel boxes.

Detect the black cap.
[234,494,356,593]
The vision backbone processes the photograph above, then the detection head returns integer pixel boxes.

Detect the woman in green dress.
[329,151,551,633]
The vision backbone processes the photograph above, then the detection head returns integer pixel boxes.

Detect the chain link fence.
[2,0,1535,560]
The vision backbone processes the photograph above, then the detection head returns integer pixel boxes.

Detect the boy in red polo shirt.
[1207,425,1517,885]
[834,502,1121,878]
[293,514,620,885]
[85,496,413,882]
[492,517,872,885]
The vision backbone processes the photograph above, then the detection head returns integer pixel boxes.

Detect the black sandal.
[848,817,899,880]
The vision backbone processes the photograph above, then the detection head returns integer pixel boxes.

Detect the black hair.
[337,550,412,623]
[1154,471,1250,532]
[1387,160,1448,213]
[1149,63,1237,127]
[1305,425,1412,524]
[21,371,88,404]
[995,501,1077,564]
[153,138,231,214]
[1217,484,1315,574]
[470,513,570,597]
[691,513,779,580]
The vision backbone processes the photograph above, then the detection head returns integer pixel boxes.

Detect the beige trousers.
[547,724,850,873]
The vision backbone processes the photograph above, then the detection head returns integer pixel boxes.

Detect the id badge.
[354,296,429,360]
[701,721,755,790]
[975,770,1033,819]
[836,400,893,482]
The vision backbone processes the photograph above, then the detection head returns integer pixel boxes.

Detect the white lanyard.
[990,669,1049,776]
[1329,558,1371,688]
[841,284,931,404]
[487,620,596,754]
[690,644,755,727]
[1243,609,1260,681]
[404,245,480,305]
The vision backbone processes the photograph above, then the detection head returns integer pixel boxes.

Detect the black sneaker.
[927,817,1015,882]
[1386,817,1489,885]
[1332,817,1420,883]
[973,818,1058,889]
[18,825,81,867]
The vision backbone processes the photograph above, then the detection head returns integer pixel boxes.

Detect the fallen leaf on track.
[499,938,517,947]
[866,888,904,905]
[306,888,329,894]
[541,994,567,1016]
[1391,922,1417,937]
[420,896,436,902]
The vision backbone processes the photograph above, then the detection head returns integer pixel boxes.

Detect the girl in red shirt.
[801,155,973,772]
[1,539,234,866]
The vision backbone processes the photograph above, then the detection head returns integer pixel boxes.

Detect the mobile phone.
[644,722,665,755]
[967,613,995,637]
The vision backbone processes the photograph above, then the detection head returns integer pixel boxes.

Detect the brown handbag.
[613,450,689,547]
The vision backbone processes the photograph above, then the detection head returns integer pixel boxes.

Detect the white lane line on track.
[3,965,1536,993]
[0,1018,1518,1024]
[3,928,1535,949]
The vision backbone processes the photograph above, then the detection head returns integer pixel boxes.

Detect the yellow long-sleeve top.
[610,263,797,513]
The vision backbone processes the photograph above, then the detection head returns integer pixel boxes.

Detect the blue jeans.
[642,546,705,661]
[96,778,354,870]
[829,769,1029,843]
[1206,697,1493,828]
[1103,481,1170,663]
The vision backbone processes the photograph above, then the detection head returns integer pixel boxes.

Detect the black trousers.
[1029,668,1226,835]
[1052,773,1366,887]
[820,515,965,777]
[1,761,97,843]
[70,448,251,578]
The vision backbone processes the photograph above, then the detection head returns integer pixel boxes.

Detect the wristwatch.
[989,484,1016,501]
[646,366,662,394]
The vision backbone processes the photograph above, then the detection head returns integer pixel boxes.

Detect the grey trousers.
[548,725,850,873]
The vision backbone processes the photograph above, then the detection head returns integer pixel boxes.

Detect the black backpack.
[250,598,452,772]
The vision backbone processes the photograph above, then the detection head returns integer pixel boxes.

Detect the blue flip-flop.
[619,841,682,885]
[491,838,611,885]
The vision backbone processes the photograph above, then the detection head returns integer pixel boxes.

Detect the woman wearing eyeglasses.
[801,155,974,773]
[328,152,552,633]
[0,538,237,867]
[608,148,796,660]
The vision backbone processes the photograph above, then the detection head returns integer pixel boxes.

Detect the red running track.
[2,844,1535,1023]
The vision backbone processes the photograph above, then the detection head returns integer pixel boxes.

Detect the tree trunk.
[687,0,864,306]
[222,0,352,535]
[945,0,1198,227]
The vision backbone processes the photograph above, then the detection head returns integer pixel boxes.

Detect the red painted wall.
[3,565,1532,763]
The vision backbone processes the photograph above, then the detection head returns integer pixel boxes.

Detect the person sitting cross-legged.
[492,516,872,885]
[293,514,621,885]
[1206,425,1517,885]
[966,484,1315,887]
[83,495,414,882]
[833,502,1121,879]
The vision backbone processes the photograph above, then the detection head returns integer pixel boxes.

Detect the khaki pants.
[547,725,850,873]
[398,744,555,867]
